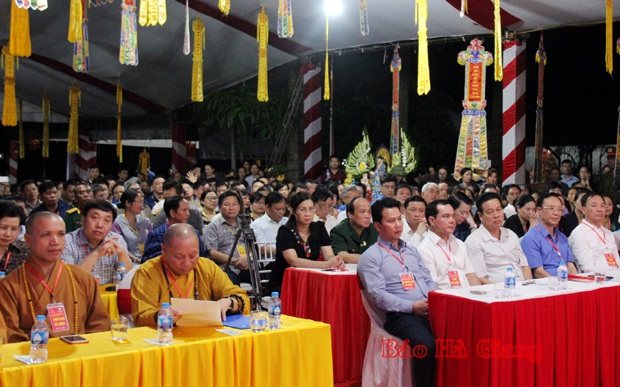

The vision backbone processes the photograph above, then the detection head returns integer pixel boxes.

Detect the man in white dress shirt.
[421,183,439,205]
[417,200,483,289]
[503,185,521,218]
[465,193,533,284]
[400,196,428,248]
[250,192,288,255]
[568,192,620,273]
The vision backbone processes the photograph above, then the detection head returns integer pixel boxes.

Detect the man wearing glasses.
[311,186,339,234]
[62,182,93,233]
[521,193,578,278]
[377,174,398,200]
[250,192,288,255]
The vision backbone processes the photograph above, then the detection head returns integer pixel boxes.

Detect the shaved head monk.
[0,212,110,343]
[131,223,250,327]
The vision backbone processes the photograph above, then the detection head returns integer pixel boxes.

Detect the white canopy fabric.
[0,0,617,120]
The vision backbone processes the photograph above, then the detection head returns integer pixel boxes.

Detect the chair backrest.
[117,266,139,315]
[255,241,276,264]
[359,290,387,328]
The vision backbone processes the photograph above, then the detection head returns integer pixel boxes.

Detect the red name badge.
[448,271,461,287]
[47,303,70,332]
[400,273,416,290]
[605,253,618,267]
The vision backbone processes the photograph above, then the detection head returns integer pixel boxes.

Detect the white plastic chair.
[117,266,139,329]
[360,291,413,387]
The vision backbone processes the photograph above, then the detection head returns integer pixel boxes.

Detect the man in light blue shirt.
[521,193,578,277]
[250,192,288,255]
[358,198,437,387]
[560,159,580,187]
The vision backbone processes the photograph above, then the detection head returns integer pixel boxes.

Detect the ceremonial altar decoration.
[533,34,547,183]
[191,17,205,102]
[390,131,417,175]
[278,0,294,38]
[257,8,269,102]
[74,0,90,72]
[453,38,493,181]
[120,0,139,66]
[1,47,17,127]
[390,48,401,163]
[139,148,150,176]
[345,128,375,179]
[68,82,81,154]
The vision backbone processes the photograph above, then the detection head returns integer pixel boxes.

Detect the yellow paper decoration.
[1,47,17,127]
[192,16,205,102]
[18,99,25,159]
[117,81,123,162]
[606,0,613,74]
[219,0,230,15]
[257,8,269,102]
[493,0,503,81]
[68,0,83,43]
[324,16,330,100]
[68,82,81,154]
[139,148,150,177]
[42,93,50,158]
[416,0,430,95]
[9,1,31,57]
[139,0,166,26]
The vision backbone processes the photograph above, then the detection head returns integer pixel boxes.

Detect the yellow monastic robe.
[0,260,111,343]
[131,256,250,327]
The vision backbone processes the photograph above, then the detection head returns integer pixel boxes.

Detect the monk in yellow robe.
[132,223,250,327]
[0,213,110,343]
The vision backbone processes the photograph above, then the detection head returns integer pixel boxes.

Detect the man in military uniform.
[330,197,378,263]
[63,182,92,232]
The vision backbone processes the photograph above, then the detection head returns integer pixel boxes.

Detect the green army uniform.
[63,207,82,233]
[330,218,379,255]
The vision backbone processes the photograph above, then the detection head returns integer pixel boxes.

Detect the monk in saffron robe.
[131,223,249,327]
[0,212,110,343]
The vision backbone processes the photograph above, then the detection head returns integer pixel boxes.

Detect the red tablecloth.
[281,268,371,384]
[429,286,620,387]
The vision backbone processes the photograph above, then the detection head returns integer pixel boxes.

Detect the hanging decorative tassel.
[390,48,402,165]
[359,0,369,36]
[42,93,50,158]
[617,37,620,55]
[120,0,139,65]
[257,7,269,102]
[191,16,205,102]
[219,0,230,15]
[416,0,430,95]
[606,0,613,75]
[139,0,166,26]
[278,0,294,38]
[139,148,150,177]
[183,0,190,55]
[68,0,83,43]
[533,33,547,183]
[18,99,25,159]
[9,1,31,57]
[493,0,503,81]
[73,0,90,72]
[2,47,18,127]
[460,0,467,17]
[68,82,81,154]
[324,15,330,100]
[117,80,123,162]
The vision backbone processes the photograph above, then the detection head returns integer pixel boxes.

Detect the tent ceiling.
[0,0,617,120]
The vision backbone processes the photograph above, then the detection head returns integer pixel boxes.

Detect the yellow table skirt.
[0,315,333,387]
[98,284,119,319]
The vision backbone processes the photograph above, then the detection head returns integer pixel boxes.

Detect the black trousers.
[384,312,436,387]
[226,268,251,286]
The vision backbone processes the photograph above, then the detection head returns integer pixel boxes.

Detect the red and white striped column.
[67,134,97,180]
[302,63,322,180]
[502,41,526,185]
[172,124,196,174]
[9,142,18,184]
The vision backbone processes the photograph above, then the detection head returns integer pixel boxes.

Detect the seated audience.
[63,182,93,233]
[0,213,110,342]
[250,192,288,254]
[330,197,378,263]
[394,183,413,212]
[312,186,339,234]
[200,189,218,225]
[401,196,428,247]
[269,192,345,293]
[0,201,28,275]
[30,181,72,218]
[131,224,249,327]
[448,192,476,242]
[112,189,152,263]
[418,200,483,289]
[421,182,439,204]
[62,200,132,284]
[521,193,578,277]
[503,195,537,238]
[336,185,363,222]
[503,184,522,218]
[562,189,589,237]
[249,192,266,220]
[152,180,204,235]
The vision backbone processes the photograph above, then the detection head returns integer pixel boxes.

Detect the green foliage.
[345,127,375,178]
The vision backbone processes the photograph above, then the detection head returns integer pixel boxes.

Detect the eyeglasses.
[317,203,332,211]
[205,196,218,201]
[542,207,563,213]
[382,185,396,190]
[298,207,316,214]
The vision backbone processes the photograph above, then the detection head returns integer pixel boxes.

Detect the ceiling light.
[325,0,342,16]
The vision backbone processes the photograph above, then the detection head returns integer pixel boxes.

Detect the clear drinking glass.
[111,317,128,341]
[250,311,268,333]
[548,276,560,291]
[493,283,505,299]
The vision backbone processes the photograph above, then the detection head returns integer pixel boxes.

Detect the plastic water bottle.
[157,303,174,344]
[115,263,126,285]
[268,292,282,330]
[557,262,568,290]
[0,271,5,280]
[29,315,49,363]
[504,268,516,298]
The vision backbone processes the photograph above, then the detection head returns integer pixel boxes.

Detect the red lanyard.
[582,221,607,245]
[378,243,406,270]
[437,242,452,263]
[25,261,64,299]
[536,225,561,257]
[163,263,194,299]
[3,251,11,271]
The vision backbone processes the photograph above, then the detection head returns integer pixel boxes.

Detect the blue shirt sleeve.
[521,233,543,270]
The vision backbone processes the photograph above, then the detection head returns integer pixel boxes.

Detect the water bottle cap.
[36,315,46,321]
[271,292,279,297]
[120,263,125,267]
[0,271,5,275]
[507,268,513,271]
[560,262,566,265]
[162,303,170,308]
